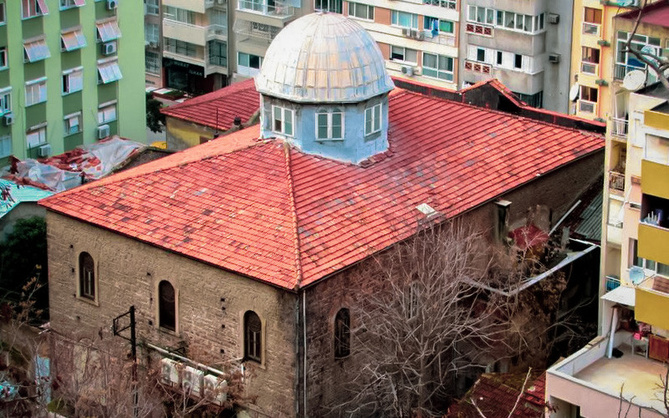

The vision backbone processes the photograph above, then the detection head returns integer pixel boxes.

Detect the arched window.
[79,252,95,300]
[159,281,176,331]
[244,311,262,363]
[334,308,350,358]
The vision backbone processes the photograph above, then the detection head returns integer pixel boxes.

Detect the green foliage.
[0,217,48,319]
[146,93,166,133]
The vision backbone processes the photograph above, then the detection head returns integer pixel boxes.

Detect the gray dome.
[255,13,394,103]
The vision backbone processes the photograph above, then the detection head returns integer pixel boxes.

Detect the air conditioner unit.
[37,143,51,158]
[548,53,560,63]
[106,0,118,10]
[161,358,180,386]
[401,28,411,37]
[3,112,13,126]
[547,13,559,24]
[401,65,414,76]
[182,366,204,397]
[203,375,227,405]
[102,41,117,56]
[97,124,111,139]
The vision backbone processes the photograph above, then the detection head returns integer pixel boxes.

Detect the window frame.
[348,2,374,21]
[315,108,344,140]
[145,51,161,74]
[78,252,96,301]
[334,308,351,359]
[424,16,454,35]
[158,280,177,332]
[25,78,47,107]
[62,67,83,95]
[391,10,418,29]
[0,88,11,116]
[422,53,454,82]
[0,135,11,158]
[364,103,382,136]
[0,47,7,70]
[0,2,6,25]
[271,105,294,137]
[22,0,48,19]
[98,102,117,124]
[26,125,46,149]
[244,311,262,363]
[390,46,417,64]
[60,0,84,10]
[145,0,159,15]
[64,111,82,136]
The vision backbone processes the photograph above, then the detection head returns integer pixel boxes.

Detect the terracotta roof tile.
[42,88,604,290]
[161,79,260,131]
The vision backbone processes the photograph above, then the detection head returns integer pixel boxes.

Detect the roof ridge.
[397,89,603,137]
[283,142,303,289]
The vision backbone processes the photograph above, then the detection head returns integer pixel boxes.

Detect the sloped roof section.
[41,88,604,290]
[161,79,260,131]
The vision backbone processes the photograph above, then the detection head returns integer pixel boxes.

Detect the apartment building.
[570,0,664,121]
[0,0,145,163]
[545,4,669,416]
[144,0,229,93]
[458,0,573,112]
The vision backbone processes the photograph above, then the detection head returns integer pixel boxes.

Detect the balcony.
[464,60,491,75]
[547,332,667,416]
[234,19,280,50]
[207,24,228,40]
[636,275,669,330]
[609,170,625,194]
[614,63,643,80]
[422,30,456,47]
[582,22,601,37]
[611,117,628,140]
[578,99,597,114]
[237,0,293,23]
[163,19,207,47]
[465,23,493,37]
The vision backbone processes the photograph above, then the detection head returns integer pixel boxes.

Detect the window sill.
[157,326,180,337]
[0,67,8,72]
[242,358,266,370]
[21,15,47,21]
[77,295,99,306]
[64,131,81,137]
[62,90,83,97]
[25,102,47,108]
[316,137,344,142]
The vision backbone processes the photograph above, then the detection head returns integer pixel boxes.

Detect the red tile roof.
[161,79,260,131]
[41,88,604,290]
[448,372,547,418]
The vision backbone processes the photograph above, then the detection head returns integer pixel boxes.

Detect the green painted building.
[0,0,145,162]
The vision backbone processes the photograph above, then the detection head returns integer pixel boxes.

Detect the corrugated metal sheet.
[255,13,394,103]
[574,189,603,241]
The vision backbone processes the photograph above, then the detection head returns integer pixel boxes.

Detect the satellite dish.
[629,266,646,285]
[622,70,646,91]
[569,84,579,102]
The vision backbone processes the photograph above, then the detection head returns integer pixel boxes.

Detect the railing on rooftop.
[237,0,293,18]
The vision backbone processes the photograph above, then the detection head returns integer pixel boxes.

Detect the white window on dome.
[98,102,117,124]
[364,103,381,136]
[316,109,344,140]
[272,106,294,137]
[62,67,83,94]
[26,125,46,148]
[25,78,47,106]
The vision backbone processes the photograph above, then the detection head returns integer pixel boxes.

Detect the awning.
[73,0,85,5]
[24,39,50,63]
[61,29,86,51]
[98,60,122,84]
[36,0,49,14]
[96,19,121,42]
[601,285,635,307]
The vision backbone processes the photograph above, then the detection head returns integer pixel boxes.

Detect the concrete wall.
[47,212,297,417]
[165,116,217,150]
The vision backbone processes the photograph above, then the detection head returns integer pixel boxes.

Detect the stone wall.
[46,212,298,417]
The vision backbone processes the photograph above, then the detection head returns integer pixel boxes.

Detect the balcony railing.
[606,275,621,291]
[207,24,228,38]
[611,117,628,139]
[582,22,600,36]
[609,170,625,193]
[581,61,599,75]
[237,0,293,18]
[465,23,493,37]
[234,19,280,42]
[422,30,456,47]
[578,99,597,114]
[464,60,491,74]
[614,63,643,80]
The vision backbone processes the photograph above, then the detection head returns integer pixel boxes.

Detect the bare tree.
[332,222,570,417]
[623,0,669,89]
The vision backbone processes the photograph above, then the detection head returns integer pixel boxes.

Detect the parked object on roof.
[4,136,145,192]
